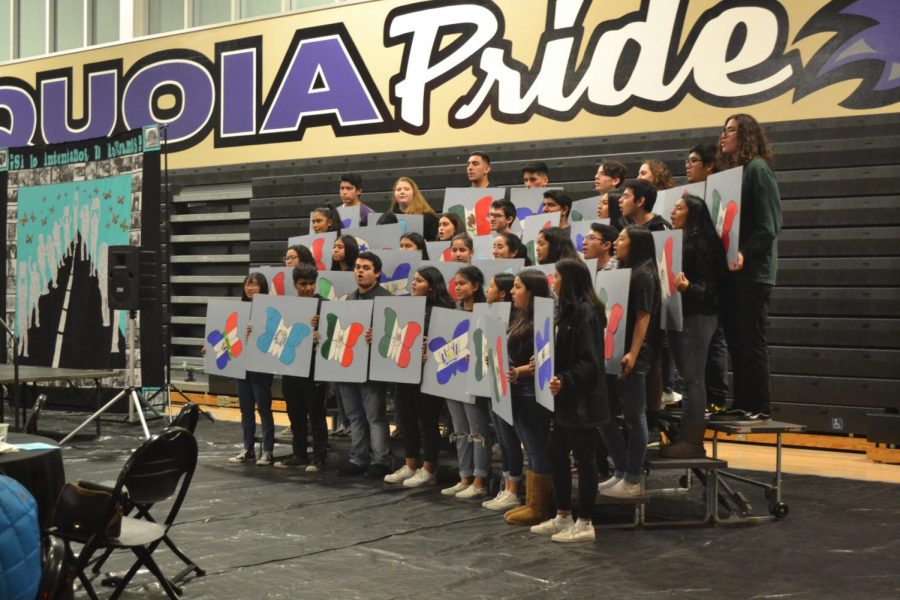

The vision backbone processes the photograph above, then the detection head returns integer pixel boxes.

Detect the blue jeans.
[599,365,649,483]
[446,397,492,479]
[236,371,274,454]
[705,324,729,406]
[337,382,390,467]
[491,408,523,481]
[512,382,552,475]
[670,314,719,424]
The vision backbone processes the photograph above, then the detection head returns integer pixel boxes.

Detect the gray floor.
[40,411,900,599]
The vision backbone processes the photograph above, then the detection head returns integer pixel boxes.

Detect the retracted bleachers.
[166,113,900,434]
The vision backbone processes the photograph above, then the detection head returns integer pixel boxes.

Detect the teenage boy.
[274,264,328,472]
[467,152,492,188]
[594,160,627,194]
[489,199,516,235]
[582,222,619,272]
[335,251,392,478]
[685,144,717,183]
[542,189,573,230]
[522,161,550,188]
[619,179,671,231]
[339,173,374,226]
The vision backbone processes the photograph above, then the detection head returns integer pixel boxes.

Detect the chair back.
[113,427,198,525]
[37,534,73,600]
[25,394,48,434]
[170,402,200,434]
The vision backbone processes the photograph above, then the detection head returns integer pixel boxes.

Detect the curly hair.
[640,159,675,190]
[718,113,774,168]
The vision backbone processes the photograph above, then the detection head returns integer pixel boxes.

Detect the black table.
[0,433,65,527]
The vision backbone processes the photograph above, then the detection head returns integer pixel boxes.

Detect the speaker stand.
[59,311,159,444]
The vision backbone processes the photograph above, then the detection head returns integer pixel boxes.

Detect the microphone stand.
[0,315,23,431]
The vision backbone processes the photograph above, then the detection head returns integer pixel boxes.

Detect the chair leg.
[91,547,115,574]
[134,546,183,599]
[163,535,206,579]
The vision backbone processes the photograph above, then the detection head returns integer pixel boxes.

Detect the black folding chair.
[170,402,200,434]
[37,534,74,600]
[25,393,48,434]
[52,427,198,600]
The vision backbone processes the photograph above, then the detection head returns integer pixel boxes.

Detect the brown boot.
[504,471,532,522]
[505,472,553,526]
[660,418,706,459]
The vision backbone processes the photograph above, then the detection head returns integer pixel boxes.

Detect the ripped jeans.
[446,396,493,479]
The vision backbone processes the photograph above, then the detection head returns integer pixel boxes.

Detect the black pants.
[548,425,599,519]
[721,278,773,413]
[394,383,443,464]
[282,375,328,462]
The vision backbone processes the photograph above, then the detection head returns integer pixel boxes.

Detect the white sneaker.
[255,451,273,466]
[441,481,470,496]
[455,484,487,499]
[662,390,683,405]
[552,519,595,543]
[402,468,436,488]
[598,475,622,491]
[601,478,643,498]
[530,514,575,535]
[228,449,255,464]
[483,490,521,511]
[384,465,416,484]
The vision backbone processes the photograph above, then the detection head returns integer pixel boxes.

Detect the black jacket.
[553,302,609,428]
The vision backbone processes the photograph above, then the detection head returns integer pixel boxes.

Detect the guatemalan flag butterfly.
[256,307,310,365]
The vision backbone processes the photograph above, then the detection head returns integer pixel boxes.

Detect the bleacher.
[164,113,900,436]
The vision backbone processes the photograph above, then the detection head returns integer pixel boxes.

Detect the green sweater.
[738,157,783,285]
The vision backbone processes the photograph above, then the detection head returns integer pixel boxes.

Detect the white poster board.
[652,229,684,332]
[467,302,511,397]
[246,295,317,377]
[314,299,373,383]
[370,296,426,384]
[483,314,513,426]
[533,296,555,412]
[422,307,473,403]
[705,166,743,266]
[257,266,298,297]
[287,231,337,271]
[595,268,631,375]
[443,187,506,237]
[203,300,250,379]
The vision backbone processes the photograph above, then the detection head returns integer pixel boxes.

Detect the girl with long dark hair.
[310,204,341,234]
[437,213,465,241]
[535,227,579,265]
[332,235,359,271]
[384,266,455,487]
[284,244,316,267]
[598,226,661,498]
[504,269,554,526]
[660,194,727,457]
[492,232,532,266]
[399,232,429,260]
[531,258,607,542]
[441,265,491,499]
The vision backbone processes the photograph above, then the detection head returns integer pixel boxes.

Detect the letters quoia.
[0,0,800,151]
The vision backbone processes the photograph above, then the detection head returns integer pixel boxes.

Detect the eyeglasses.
[583,235,602,242]
[685,157,703,165]
[284,255,297,261]
[488,212,506,220]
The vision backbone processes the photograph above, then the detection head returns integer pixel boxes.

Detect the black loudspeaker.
[108,245,141,310]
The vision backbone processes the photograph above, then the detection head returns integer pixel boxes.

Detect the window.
[17,0,47,58]
[149,0,184,34]
[54,0,85,52]
[194,0,231,26]
[240,0,280,19]
[92,0,120,44]
[291,0,331,9]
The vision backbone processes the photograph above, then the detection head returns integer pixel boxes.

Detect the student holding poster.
[384,267,456,488]
[273,264,328,472]
[532,259,607,543]
[334,252,392,479]
[660,195,727,459]
[717,114,783,418]
[441,266,492,500]
[332,235,359,272]
[231,273,276,466]
[599,226,661,498]
[504,269,553,526]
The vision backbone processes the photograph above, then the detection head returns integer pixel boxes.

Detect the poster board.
[467,302,511,397]
[533,296,555,412]
[342,223,402,252]
[369,295,426,384]
[314,299,373,383]
[316,270,357,301]
[203,300,250,379]
[377,249,421,296]
[422,307,472,403]
[483,314,513,426]
[704,166,743,266]
[287,231,337,271]
[443,187,506,238]
[257,266,298,297]
[595,268,631,375]
[246,295,317,376]
[652,229,684,332]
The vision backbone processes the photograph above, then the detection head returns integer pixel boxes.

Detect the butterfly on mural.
[534,317,553,390]
[377,307,422,368]
[658,236,677,301]
[487,336,508,400]
[598,287,624,361]
[379,263,411,296]
[710,189,738,254]
[428,320,470,384]
[207,311,243,369]
[256,307,311,365]
[320,313,365,367]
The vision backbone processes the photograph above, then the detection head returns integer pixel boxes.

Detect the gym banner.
[1,128,163,386]
[0,0,896,169]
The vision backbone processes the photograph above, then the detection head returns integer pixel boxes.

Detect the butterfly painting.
[711,189,739,254]
[377,307,422,368]
[534,317,553,390]
[320,313,365,367]
[428,320,470,384]
[488,335,508,400]
[255,307,311,365]
[704,167,742,265]
[207,311,243,370]
[311,237,328,270]
[597,287,624,361]
[379,263,411,296]
[651,231,683,332]
[658,235,677,302]
[271,270,287,295]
